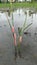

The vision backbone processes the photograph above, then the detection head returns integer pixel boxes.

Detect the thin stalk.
[6,14,12,30]
[22,15,27,33]
[5,1,14,31]
[22,23,32,35]
[24,23,32,31]
[12,13,14,26]
[5,1,17,60]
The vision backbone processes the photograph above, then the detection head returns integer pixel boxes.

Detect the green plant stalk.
[21,15,27,35]
[6,14,12,30]
[18,22,32,49]
[12,13,14,26]
[24,23,32,31]
[10,2,14,26]
[5,1,14,31]
[22,23,32,36]
[18,15,27,36]
[19,14,32,36]
[18,22,32,36]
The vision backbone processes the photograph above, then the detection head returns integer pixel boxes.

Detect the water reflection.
[0,8,37,64]
[12,8,37,61]
[12,8,37,60]
[13,8,37,32]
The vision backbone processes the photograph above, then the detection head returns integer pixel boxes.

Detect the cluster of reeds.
[6,1,32,60]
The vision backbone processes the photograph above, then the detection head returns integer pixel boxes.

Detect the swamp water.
[0,8,37,65]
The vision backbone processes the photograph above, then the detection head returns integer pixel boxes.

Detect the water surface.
[0,8,37,65]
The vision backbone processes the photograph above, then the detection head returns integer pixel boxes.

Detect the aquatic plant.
[18,16,32,37]
[18,15,32,58]
[6,0,33,59]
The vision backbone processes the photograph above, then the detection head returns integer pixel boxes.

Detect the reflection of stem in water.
[29,10,33,23]
[12,13,14,26]
[8,11,10,16]
[18,8,20,16]
[22,14,27,34]
[18,49,21,58]
[18,13,32,59]
[18,14,27,36]
[7,9,10,16]
[24,23,32,31]
[17,42,22,58]
[18,13,32,41]
[6,14,12,29]
[5,1,18,61]
[6,14,17,60]
[14,46,17,60]
[6,14,12,30]
[31,14,33,23]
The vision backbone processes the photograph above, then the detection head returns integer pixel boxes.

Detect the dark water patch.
[34,33,37,35]
[0,26,2,28]
[4,24,7,27]
[24,32,31,36]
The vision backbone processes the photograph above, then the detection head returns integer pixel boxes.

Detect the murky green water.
[0,8,37,65]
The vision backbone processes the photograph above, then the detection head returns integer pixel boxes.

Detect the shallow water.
[0,8,37,65]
